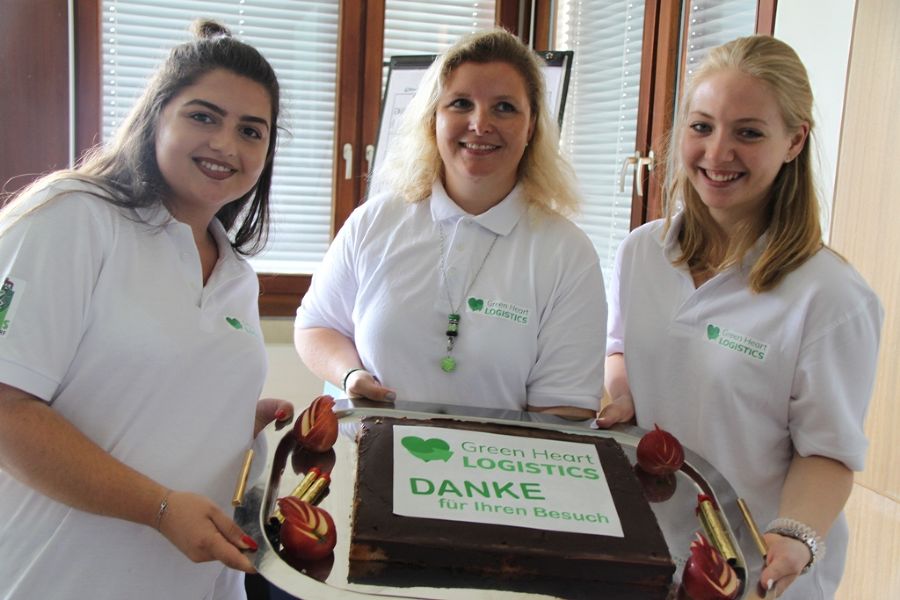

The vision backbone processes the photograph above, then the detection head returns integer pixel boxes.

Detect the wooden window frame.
[1,0,73,198]
[11,1,776,316]
[257,2,370,317]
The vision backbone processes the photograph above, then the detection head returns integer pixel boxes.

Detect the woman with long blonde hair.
[597,35,882,599]
[295,28,606,419]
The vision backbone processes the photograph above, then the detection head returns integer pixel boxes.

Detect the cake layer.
[349,416,674,599]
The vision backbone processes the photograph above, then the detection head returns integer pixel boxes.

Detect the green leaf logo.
[707,324,720,340]
[226,317,243,330]
[467,297,484,312]
[401,436,454,462]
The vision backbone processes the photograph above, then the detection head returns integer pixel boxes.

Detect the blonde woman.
[295,29,605,419]
[597,35,882,598]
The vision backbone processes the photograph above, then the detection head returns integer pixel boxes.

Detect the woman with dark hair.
[597,35,882,599]
[0,20,291,599]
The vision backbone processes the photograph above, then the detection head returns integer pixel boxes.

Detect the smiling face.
[436,61,535,214]
[680,68,808,232]
[154,69,272,227]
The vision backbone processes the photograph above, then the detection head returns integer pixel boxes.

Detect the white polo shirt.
[297,182,606,412]
[0,181,267,600]
[608,215,882,600]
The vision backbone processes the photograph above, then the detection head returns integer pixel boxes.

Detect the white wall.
[775,0,857,239]
[260,320,323,408]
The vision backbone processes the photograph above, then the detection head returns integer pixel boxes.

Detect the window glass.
[101,0,339,274]
[383,0,496,59]
[555,0,646,287]
[554,0,757,288]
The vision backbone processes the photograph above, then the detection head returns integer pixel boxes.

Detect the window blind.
[381,0,496,99]
[555,0,647,288]
[682,0,758,82]
[383,0,497,59]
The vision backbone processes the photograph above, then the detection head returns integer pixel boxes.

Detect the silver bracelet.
[765,517,826,574]
[155,490,172,531]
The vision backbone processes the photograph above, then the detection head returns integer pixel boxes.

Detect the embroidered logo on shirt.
[225,316,259,337]
[467,297,529,325]
[706,322,767,360]
[0,277,25,337]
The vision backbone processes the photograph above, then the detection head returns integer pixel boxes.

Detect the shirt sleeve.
[526,232,606,412]
[294,207,361,339]
[789,291,883,472]
[0,186,111,401]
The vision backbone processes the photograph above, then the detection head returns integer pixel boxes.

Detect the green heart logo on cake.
[401,436,454,462]
[226,317,243,330]
[706,324,720,340]
[467,297,484,312]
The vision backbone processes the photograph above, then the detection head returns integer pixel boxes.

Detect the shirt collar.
[207,217,234,257]
[660,212,684,262]
[134,203,230,245]
[661,211,769,270]
[429,180,527,236]
[133,202,176,227]
[133,202,236,262]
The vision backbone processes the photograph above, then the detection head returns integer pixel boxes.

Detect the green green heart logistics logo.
[226,317,243,330]
[401,436,454,462]
[707,324,720,340]
[467,297,484,312]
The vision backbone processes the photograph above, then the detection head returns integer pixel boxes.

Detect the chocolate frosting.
[350,417,674,599]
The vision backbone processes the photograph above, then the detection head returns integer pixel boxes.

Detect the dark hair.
[76,19,280,254]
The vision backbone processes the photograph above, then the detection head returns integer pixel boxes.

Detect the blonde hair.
[373,28,580,217]
[663,35,822,292]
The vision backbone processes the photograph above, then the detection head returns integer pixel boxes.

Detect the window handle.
[618,152,639,193]
[342,143,353,180]
[619,150,655,197]
[635,150,655,197]
[365,144,375,176]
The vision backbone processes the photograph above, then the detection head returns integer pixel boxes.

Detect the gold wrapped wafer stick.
[231,448,255,507]
[299,471,331,505]
[287,466,322,500]
[696,494,739,565]
[737,497,769,559]
[271,467,321,522]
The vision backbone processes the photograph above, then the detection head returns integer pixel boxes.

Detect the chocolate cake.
[349,417,674,599]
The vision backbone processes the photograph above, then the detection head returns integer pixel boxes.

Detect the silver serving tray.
[235,399,765,599]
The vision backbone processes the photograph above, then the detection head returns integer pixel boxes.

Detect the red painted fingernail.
[275,409,287,421]
[241,534,258,551]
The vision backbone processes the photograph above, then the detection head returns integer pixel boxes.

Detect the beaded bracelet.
[765,517,826,574]
[342,368,365,392]
[155,490,172,531]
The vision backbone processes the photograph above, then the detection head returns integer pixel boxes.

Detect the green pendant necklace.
[437,223,498,373]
